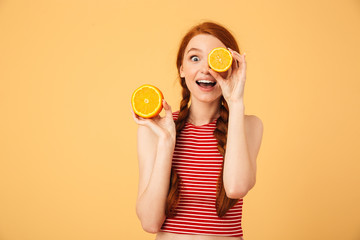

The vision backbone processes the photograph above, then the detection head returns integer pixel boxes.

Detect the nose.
[200,61,210,74]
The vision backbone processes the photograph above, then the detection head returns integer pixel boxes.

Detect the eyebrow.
[186,48,202,54]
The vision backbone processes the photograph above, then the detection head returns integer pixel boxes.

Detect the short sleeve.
[172,111,180,121]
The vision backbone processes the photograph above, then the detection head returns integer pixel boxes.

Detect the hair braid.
[165,167,181,218]
[214,96,239,217]
[175,78,191,133]
[165,78,190,218]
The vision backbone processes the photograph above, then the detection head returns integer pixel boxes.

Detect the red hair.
[165,21,241,218]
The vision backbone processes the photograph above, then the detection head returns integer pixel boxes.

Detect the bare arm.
[223,101,263,199]
[131,100,176,233]
[136,128,174,233]
[208,48,263,199]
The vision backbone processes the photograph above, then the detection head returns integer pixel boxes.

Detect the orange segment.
[131,84,164,118]
[208,47,233,72]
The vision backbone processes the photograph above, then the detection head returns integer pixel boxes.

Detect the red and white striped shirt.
[160,111,244,237]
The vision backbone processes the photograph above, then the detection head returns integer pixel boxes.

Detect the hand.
[131,99,176,142]
[209,48,247,104]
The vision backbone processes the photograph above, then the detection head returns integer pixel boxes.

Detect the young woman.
[131,21,263,240]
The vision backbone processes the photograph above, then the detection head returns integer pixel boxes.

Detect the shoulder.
[244,114,264,138]
[245,115,263,129]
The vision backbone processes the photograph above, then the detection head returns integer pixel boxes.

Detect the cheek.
[184,77,194,90]
[184,67,197,79]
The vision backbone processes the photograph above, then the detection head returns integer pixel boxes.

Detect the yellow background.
[1,0,360,239]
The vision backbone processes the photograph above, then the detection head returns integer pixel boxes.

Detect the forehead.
[184,34,226,53]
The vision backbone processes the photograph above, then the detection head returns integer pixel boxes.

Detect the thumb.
[162,99,173,118]
[209,68,226,86]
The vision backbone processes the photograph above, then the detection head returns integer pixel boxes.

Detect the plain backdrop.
[1,0,360,239]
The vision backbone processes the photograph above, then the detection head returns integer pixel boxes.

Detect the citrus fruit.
[208,47,233,72]
[131,84,164,118]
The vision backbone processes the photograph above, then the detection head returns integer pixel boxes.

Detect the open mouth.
[196,80,217,87]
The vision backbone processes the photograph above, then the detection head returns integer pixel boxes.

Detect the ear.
[180,65,185,78]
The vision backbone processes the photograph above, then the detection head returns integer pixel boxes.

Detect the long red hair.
[165,21,241,218]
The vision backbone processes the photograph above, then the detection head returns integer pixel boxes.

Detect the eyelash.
[190,55,200,61]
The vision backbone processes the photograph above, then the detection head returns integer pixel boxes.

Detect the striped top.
[160,111,244,237]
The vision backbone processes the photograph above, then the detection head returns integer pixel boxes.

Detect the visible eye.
[190,55,200,62]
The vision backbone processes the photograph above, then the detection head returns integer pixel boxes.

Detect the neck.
[188,98,222,126]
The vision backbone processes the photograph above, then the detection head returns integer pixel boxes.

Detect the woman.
[131,21,263,240]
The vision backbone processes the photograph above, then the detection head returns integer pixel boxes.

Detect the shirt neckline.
[185,118,218,128]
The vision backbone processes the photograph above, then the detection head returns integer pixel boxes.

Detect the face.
[180,34,228,104]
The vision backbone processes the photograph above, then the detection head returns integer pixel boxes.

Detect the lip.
[198,84,216,92]
[196,77,216,82]
[196,81,217,92]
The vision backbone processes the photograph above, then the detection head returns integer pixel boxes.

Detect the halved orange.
[208,47,233,72]
[131,84,164,118]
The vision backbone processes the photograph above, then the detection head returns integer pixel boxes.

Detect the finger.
[132,114,145,125]
[130,104,139,121]
[227,48,240,72]
[228,48,246,64]
[230,50,247,74]
[209,68,226,88]
[229,48,244,64]
[226,62,233,79]
[131,105,141,121]
[232,54,240,70]
[209,68,225,84]
[228,47,242,57]
[163,99,173,116]
[132,112,147,125]
[135,115,157,127]
[238,54,247,72]
[243,53,247,69]
[209,69,227,90]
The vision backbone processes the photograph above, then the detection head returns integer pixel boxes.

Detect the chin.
[195,95,222,104]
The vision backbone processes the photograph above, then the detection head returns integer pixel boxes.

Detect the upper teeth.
[197,80,215,83]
